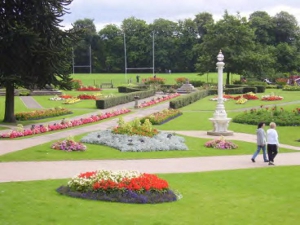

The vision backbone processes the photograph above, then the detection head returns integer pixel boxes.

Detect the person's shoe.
[264,160,269,162]
[268,162,274,165]
[251,158,255,163]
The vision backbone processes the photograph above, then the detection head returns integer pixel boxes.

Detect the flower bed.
[77,94,97,100]
[233,106,300,126]
[63,98,81,104]
[112,117,158,137]
[81,117,188,152]
[140,109,182,125]
[49,95,63,101]
[236,97,248,104]
[0,109,131,138]
[205,136,238,149]
[261,95,283,101]
[51,137,86,151]
[15,108,72,121]
[138,93,180,108]
[60,94,73,99]
[56,170,181,204]
[77,86,101,91]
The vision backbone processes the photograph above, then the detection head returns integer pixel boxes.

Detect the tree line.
[74,10,300,82]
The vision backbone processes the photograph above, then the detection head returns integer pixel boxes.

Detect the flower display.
[0,108,131,138]
[205,136,238,149]
[56,170,181,204]
[233,105,300,126]
[60,94,73,99]
[138,93,180,108]
[261,94,283,101]
[236,96,248,104]
[140,109,182,125]
[15,108,72,121]
[77,86,101,91]
[63,98,81,104]
[77,94,97,100]
[51,137,86,151]
[112,117,158,137]
[49,95,63,101]
[242,92,259,100]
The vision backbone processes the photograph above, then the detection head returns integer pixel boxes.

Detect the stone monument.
[207,51,233,136]
[177,79,197,93]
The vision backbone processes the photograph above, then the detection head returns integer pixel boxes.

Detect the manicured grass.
[182,89,300,111]
[71,72,241,86]
[0,166,299,224]
[157,111,300,147]
[0,135,295,162]
[0,96,29,122]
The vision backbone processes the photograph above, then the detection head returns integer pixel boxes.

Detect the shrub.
[282,85,300,91]
[189,80,205,87]
[72,79,82,90]
[143,77,165,85]
[169,90,209,109]
[232,106,300,126]
[175,77,188,85]
[276,78,288,86]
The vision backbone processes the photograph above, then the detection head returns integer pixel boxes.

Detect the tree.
[249,11,275,45]
[73,18,99,73]
[195,12,258,84]
[99,24,124,72]
[149,18,178,72]
[193,12,214,40]
[0,0,77,122]
[272,11,299,44]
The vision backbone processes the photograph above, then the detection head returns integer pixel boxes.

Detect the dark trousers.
[267,144,278,162]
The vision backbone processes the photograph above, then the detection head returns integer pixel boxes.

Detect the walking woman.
[267,122,279,165]
[251,122,268,163]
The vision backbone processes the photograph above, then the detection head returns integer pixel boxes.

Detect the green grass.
[0,166,299,225]
[0,135,296,162]
[71,72,241,86]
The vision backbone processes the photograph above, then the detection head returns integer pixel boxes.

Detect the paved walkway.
[20,96,43,109]
[0,96,300,183]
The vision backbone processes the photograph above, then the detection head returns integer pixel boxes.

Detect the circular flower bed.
[205,136,238,149]
[56,170,181,204]
[51,138,86,151]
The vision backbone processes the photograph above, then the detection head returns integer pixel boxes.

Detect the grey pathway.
[19,96,43,109]
[0,153,299,183]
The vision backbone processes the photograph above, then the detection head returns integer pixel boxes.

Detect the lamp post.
[207,50,233,136]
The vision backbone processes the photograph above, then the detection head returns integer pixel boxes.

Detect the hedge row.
[225,85,265,93]
[96,89,156,109]
[169,90,209,109]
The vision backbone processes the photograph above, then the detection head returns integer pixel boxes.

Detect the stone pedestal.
[207,118,233,136]
[177,81,197,93]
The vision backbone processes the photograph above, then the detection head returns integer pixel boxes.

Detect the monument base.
[207,130,234,136]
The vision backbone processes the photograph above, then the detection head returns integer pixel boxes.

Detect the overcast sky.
[61,0,300,31]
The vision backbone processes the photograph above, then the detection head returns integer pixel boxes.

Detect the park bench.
[100,82,114,88]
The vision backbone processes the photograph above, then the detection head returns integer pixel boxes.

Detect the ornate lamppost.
[207,50,233,136]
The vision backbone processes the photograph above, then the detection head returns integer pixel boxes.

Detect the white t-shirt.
[267,129,279,145]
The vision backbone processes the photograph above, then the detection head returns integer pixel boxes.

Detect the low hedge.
[169,90,209,109]
[209,87,244,95]
[225,85,265,93]
[96,89,156,109]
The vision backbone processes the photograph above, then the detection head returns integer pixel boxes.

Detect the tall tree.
[193,12,214,41]
[149,18,178,72]
[0,0,77,122]
[272,11,299,44]
[73,18,98,73]
[99,24,124,72]
[249,11,275,45]
[195,12,258,84]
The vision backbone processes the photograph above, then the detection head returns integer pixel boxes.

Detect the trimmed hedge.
[209,87,244,95]
[169,90,209,109]
[96,89,156,109]
[225,85,265,93]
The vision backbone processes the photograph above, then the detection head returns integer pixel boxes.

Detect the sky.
[61,0,300,31]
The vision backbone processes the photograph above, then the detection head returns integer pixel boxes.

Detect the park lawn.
[0,135,296,162]
[71,72,241,86]
[0,96,29,122]
[156,111,300,147]
[0,166,299,225]
[182,89,300,111]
